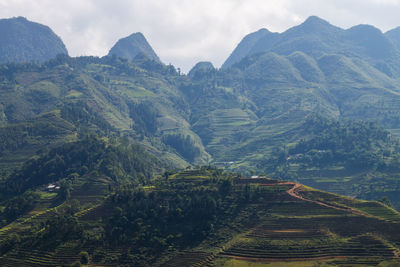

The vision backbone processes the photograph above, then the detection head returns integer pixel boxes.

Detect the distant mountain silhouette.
[188,61,215,79]
[0,17,68,64]
[108,32,160,62]
[222,16,400,76]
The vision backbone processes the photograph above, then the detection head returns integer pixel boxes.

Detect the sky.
[1,0,400,72]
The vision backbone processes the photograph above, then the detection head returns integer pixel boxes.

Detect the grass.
[29,81,61,98]
[354,203,400,221]
[66,89,84,98]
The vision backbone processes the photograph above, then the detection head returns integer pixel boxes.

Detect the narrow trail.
[284,182,369,217]
[284,182,400,260]
[221,180,399,262]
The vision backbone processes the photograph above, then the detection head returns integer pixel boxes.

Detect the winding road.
[285,182,374,217]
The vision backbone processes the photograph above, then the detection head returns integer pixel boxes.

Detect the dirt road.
[285,182,368,216]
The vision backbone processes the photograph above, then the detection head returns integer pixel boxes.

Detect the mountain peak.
[345,24,395,60]
[108,32,160,62]
[222,28,274,68]
[188,61,215,78]
[347,24,382,35]
[127,32,145,40]
[304,15,328,24]
[0,17,68,64]
[280,15,342,42]
[11,16,27,21]
[298,16,334,31]
[386,26,400,35]
[190,61,214,71]
[255,28,271,34]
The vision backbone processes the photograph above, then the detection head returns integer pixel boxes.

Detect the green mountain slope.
[0,55,211,171]
[259,116,400,206]
[183,41,400,207]
[0,135,162,199]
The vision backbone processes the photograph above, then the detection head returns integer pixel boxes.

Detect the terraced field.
[194,108,255,158]
[163,251,215,267]
[0,175,112,266]
[151,175,400,266]
[212,180,400,266]
[1,170,400,266]
[221,224,395,262]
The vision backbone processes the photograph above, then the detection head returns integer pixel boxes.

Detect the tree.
[79,251,89,265]
[379,197,392,207]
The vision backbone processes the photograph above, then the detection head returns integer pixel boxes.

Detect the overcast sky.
[1,0,400,72]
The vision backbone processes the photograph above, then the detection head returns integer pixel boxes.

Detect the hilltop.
[108,32,160,62]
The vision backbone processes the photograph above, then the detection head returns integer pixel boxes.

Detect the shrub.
[79,251,89,264]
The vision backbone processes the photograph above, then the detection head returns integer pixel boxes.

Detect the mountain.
[0,55,211,178]
[2,17,400,209]
[108,32,160,62]
[177,16,400,209]
[0,17,68,64]
[222,16,400,77]
[187,61,215,79]
[222,28,273,69]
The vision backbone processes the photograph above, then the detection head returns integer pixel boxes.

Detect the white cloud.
[0,0,400,72]
[368,0,400,5]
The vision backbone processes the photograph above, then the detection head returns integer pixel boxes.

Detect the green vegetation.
[162,133,201,162]
[1,168,399,266]
[2,48,400,210]
[255,115,400,209]
[0,135,161,199]
[4,15,400,266]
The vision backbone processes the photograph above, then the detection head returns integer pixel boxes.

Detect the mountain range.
[223,16,400,76]
[2,15,400,266]
[1,16,400,203]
